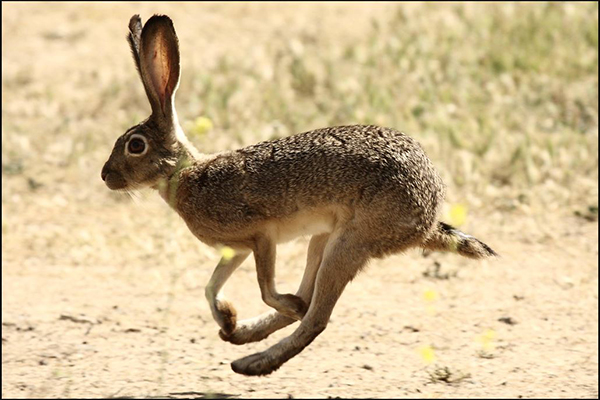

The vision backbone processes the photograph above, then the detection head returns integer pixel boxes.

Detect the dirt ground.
[2,2,598,399]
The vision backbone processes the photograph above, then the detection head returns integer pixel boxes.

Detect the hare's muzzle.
[101,162,127,190]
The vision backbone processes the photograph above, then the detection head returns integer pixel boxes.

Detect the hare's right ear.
[128,14,181,124]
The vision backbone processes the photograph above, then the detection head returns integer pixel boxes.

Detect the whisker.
[126,189,140,204]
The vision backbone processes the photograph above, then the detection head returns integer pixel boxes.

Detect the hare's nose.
[101,164,109,181]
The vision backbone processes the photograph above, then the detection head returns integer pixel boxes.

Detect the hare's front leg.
[221,233,330,344]
[205,251,250,335]
[253,236,308,321]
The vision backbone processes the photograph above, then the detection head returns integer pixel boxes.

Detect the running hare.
[102,14,497,376]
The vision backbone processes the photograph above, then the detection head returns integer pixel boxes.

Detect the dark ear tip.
[141,14,178,41]
[145,14,175,29]
[149,14,173,21]
[129,14,142,31]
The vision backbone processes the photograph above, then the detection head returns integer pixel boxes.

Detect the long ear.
[138,15,181,122]
[127,14,143,78]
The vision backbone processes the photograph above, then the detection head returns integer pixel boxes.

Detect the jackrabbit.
[102,14,497,376]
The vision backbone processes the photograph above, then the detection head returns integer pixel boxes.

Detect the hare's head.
[102,15,190,191]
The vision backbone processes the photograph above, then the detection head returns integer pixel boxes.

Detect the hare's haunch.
[102,14,497,376]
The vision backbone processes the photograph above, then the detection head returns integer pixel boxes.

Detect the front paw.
[214,299,237,336]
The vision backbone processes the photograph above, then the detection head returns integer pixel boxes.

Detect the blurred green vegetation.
[182,3,598,211]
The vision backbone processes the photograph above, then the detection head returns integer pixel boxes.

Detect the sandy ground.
[2,2,598,399]
[2,213,599,398]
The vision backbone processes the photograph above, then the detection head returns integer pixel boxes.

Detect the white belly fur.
[268,207,338,244]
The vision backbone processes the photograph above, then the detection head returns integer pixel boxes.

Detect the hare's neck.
[174,123,201,161]
[156,125,209,207]
[156,155,190,208]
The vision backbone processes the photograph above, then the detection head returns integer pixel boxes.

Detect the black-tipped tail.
[422,222,498,259]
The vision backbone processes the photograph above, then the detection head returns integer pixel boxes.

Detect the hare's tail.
[421,222,498,259]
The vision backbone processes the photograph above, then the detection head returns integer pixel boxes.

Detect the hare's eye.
[128,138,146,154]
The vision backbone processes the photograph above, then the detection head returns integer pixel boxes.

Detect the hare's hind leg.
[231,229,369,376]
[205,251,250,335]
[221,233,330,345]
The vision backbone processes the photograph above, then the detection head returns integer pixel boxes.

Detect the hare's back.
[239,124,443,208]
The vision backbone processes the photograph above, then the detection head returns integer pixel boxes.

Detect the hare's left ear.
[138,14,181,123]
[127,14,143,77]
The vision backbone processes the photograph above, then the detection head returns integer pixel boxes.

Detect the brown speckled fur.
[102,14,497,377]
[176,125,443,255]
